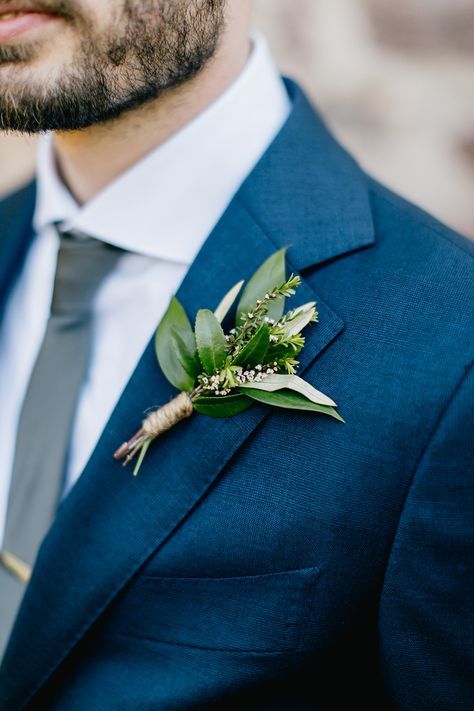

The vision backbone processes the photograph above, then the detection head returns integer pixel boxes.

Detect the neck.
[52,29,252,205]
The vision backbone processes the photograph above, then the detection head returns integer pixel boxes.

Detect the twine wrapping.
[142,391,194,438]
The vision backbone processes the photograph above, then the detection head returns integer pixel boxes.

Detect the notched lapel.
[0,202,344,709]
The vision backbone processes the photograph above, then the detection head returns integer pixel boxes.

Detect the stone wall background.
[1,0,473,237]
[253,0,474,238]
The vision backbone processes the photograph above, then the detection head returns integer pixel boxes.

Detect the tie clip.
[0,550,32,584]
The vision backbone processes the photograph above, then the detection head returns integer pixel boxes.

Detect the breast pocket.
[100,565,322,654]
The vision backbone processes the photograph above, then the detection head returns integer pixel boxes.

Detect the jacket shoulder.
[353,173,474,369]
[366,174,474,261]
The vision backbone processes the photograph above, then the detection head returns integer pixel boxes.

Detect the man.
[0,0,472,707]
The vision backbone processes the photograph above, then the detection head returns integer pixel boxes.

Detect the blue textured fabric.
[0,78,472,710]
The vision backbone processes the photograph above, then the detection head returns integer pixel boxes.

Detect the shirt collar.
[33,31,291,265]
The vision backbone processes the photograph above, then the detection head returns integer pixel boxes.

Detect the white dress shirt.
[0,31,291,545]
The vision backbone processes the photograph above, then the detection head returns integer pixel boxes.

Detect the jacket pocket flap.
[100,564,322,653]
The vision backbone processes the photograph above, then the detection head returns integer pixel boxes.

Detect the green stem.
[133,438,152,476]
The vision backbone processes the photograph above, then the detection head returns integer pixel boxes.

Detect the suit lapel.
[0,79,374,708]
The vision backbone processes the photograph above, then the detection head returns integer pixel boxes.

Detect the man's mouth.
[0,6,60,43]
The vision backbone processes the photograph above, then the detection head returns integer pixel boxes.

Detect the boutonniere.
[114,248,345,475]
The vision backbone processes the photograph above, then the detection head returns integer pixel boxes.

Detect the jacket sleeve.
[378,361,474,710]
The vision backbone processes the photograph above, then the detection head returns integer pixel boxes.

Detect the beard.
[0,0,226,133]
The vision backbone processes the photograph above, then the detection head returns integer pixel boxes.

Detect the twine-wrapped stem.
[114,391,195,467]
[143,391,194,437]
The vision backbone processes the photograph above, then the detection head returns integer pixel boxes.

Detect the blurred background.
[1,0,473,238]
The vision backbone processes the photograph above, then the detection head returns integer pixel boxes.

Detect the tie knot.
[51,226,124,319]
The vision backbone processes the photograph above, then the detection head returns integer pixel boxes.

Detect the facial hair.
[0,0,226,132]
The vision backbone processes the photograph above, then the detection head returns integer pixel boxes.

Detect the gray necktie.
[0,226,123,656]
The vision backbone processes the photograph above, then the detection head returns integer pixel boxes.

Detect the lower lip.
[0,12,58,42]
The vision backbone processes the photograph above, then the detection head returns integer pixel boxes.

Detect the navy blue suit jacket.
[0,78,473,710]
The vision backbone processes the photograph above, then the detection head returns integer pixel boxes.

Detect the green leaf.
[266,342,302,361]
[155,297,197,391]
[195,309,229,375]
[193,393,252,417]
[233,323,270,367]
[239,373,337,407]
[170,326,200,381]
[239,387,345,422]
[235,248,287,326]
[279,303,317,337]
[214,280,244,324]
